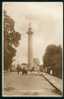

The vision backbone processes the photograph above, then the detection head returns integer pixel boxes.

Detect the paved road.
[3,72,61,96]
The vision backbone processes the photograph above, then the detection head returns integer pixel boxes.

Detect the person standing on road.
[16,65,21,76]
[22,67,27,75]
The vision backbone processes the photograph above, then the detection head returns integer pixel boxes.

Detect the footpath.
[41,72,63,95]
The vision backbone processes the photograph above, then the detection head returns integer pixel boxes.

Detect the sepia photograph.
[2,2,63,97]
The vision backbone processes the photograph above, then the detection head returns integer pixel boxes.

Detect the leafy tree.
[4,11,21,70]
[33,58,40,66]
[43,44,62,78]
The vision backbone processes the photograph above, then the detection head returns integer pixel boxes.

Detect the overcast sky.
[3,2,63,65]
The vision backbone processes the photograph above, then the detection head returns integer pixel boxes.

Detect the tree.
[33,58,40,66]
[43,44,62,78]
[33,58,40,71]
[4,11,21,70]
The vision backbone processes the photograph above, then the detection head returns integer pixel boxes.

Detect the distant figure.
[16,65,21,76]
[50,69,53,75]
[22,67,28,75]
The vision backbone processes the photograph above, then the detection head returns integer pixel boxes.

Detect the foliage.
[4,11,21,70]
[43,44,62,78]
[33,58,40,65]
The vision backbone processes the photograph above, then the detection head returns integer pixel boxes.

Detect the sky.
[3,2,63,65]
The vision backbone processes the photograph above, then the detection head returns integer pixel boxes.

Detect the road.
[3,72,61,96]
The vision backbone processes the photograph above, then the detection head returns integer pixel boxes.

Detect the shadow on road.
[4,87,15,91]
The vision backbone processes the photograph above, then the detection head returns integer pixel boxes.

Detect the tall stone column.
[27,25,33,69]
